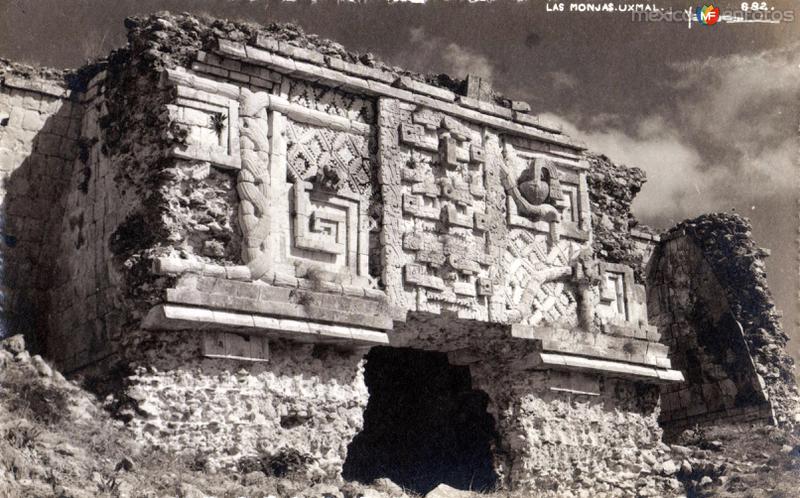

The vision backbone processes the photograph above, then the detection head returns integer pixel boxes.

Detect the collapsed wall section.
[43,41,190,371]
[343,347,498,494]
[389,315,680,496]
[648,213,799,433]
[586,152,658,283]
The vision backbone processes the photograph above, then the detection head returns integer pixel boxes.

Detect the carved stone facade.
[139,35,684,489]
[2,12,795,495]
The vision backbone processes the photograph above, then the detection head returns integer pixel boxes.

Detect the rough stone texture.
[43,38,182,371]
[586,152,655,283]
[122,12,514,108]
[343,347,497,494]
[471,364,680,497]
[120,331,368,478]
[649,213,800,433]
[387,315,681,496]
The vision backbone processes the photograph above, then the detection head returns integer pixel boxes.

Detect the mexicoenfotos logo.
[696,4,721,24]
[631,4,794,27]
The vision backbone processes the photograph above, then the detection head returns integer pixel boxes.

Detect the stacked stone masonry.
[648,215,800,434]
[0,12,796,495]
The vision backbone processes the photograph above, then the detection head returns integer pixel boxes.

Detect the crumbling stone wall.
[343,347,498,494]
[0,62,82,353]
[119,331,368,479]
[586,152,657,283]
[471,365,680,496]
[43,40,180,370]
[648,213,800,433]
[5,11,796,496]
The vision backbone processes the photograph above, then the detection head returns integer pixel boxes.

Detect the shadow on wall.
[343,347,499,495]
[0,92,78,354]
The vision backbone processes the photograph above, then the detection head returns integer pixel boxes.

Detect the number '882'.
[741,2,768,10]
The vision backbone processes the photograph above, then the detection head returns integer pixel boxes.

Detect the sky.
[1,0,797,358]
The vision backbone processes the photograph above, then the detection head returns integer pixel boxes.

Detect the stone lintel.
[259,92,371,135]
[143,303,390,347]
[163,282,394,331]
[510,324,673,369]
[163,67,241,100]
[2,75,70,99]
[537,352,684,384]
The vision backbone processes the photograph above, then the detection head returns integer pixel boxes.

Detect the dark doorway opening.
[343,347,499,495]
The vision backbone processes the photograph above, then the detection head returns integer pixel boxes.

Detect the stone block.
[20,109,43,131]
[510,100,531,113]
[394,76,456,102]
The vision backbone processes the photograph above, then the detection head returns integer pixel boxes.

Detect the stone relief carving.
[502,230,581,327]
[237,90,273,279]
[383,102,608,326]
[513,158,565,221]
[285,120,372,196]
[501,142,590,243]
[237,88,374,287]
[391,105,493,320]
[235,89,644,333]
[287,79,375,124]
[166,69,242,170]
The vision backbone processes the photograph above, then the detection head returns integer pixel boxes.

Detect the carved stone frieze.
[237,88,375,287]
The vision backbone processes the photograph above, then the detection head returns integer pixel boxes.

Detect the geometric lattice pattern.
[287,80,375,124]
[286,121,371,196]
[503,229,579,327]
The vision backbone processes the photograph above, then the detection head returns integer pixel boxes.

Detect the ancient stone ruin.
[0,12,797,496]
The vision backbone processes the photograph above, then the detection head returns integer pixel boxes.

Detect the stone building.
[0,12,796,496]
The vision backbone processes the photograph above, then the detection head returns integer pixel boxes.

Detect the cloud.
[547,70,578,91]
[401,27,495,82]
[548,112,715,226]
[671,44,800,185]
[544,43,800,229]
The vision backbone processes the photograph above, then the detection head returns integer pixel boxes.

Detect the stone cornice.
[213,39,587,152]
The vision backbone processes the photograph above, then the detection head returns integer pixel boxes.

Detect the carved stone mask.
[517,160,553,205]
[315,163,345,192]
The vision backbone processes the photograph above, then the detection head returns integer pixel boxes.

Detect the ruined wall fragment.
[123,331,368,478]
[648,213,800,433]
[0,61,83,353]
[586,152,657,283]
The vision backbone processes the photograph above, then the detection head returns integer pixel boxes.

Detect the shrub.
[5,423,42,449]
[1,369,69,425]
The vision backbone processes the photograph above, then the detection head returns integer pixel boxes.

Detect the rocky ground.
[1,334,798,498]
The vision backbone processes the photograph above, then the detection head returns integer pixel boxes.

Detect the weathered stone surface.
[121,331,368,478]
[586,152,653,283]
[649,213,800,434]
[1,334,27,354]
[1,11,795,498]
